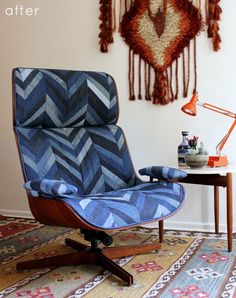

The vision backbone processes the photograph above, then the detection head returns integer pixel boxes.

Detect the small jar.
[178,131,190,168]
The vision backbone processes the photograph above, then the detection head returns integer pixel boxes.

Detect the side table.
[179,165,236,252]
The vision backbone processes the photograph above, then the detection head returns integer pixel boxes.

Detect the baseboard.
[165,220,224,232]
[144,220,236,233]
[0,209,235,233]
[0,209,33,219]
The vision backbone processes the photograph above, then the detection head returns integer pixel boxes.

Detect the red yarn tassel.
[152,70,168,105]
[138,56,142,99]
[175,58,179,100]
[98,0,114,53]
[169,65,174,101]
[212,21,221,51]
[100,41,108,53]
[207,0,222,51]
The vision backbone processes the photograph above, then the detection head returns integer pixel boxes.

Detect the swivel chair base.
[16,237,161,285]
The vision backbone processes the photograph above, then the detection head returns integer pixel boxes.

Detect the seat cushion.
[57,181,185,229]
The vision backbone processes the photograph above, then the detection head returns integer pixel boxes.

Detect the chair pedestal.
[16,238,161,285]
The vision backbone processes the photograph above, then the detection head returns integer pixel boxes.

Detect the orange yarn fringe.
[98,0,115,53]
[206,0,222,51]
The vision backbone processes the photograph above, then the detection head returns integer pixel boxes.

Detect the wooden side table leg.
[226,173,233,252]
[159,220,163,243]
[214,186,219,234]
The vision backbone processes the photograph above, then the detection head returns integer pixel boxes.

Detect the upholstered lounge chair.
[13,67,186,285]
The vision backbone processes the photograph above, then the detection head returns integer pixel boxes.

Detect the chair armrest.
[23,179,78,197]
[139,166,187,180]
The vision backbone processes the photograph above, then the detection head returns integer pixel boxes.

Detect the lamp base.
[207,155,228,167]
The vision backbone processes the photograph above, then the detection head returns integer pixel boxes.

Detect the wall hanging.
[98,0,222,105]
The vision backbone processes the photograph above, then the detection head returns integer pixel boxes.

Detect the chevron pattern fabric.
[139,166,187,180]
[13,68,118,128]
[24,179,78,197]
[61,182,185,229]
[15,125,136,194]
[13,68,185,230]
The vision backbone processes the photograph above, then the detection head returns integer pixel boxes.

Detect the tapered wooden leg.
[226,173,233,252]
[98,252,133,285]
[103,242,161,259]
[159,220,164,243]
[214,186,219,234]
[65,238,88,251]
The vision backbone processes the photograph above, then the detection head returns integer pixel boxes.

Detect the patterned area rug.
[0,217,236,298]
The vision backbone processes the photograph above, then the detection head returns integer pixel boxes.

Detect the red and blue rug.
[0,217,235,297]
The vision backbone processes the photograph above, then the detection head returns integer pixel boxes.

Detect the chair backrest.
[13,68,136,195]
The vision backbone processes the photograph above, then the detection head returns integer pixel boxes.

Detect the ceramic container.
[185,154,209,168]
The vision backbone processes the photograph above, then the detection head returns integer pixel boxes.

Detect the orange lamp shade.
[181,93,198,116]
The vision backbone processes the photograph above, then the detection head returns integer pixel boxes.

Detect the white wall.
[0,0,236,231]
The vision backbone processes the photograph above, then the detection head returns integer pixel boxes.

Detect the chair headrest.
[13,68,119,128]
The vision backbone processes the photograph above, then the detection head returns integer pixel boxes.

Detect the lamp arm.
[215,119,236,155]
[197,101,236,155]
[198,101,236,119]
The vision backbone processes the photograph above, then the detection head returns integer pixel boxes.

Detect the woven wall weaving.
[98,0,222,105]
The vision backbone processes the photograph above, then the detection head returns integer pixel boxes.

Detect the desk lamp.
[181,93,236,167]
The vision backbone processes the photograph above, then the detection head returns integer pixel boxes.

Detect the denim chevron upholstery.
[14,68,118,128]
[24,179,78,197]
[13,67,186,230]
[139,166,187,180]
[14,68,136,195]
[61,182,185,229]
